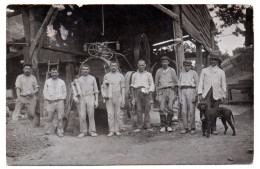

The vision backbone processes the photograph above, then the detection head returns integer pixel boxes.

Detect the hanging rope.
[101,5,105,36]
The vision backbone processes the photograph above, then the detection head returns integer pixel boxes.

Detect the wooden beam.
[173,5,185,75]
[21,9,30,46]
[7,10,22,18]
[196,42,203,75]
[42,46,88,56]
[31,9,59,68]
[29,6,55,61]
[153,5,179,22]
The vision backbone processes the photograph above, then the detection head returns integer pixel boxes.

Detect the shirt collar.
[209,65,219,72]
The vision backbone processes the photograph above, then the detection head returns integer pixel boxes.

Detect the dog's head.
[197,102,208,121]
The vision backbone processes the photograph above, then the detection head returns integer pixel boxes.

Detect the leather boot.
[160,114,166,132]
[166,114,174,132]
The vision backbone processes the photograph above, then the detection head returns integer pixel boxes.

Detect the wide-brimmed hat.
[183,60,192,66]
[160,56,170,62]
[210,50,222,62]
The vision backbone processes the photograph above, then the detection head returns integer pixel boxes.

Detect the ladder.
[45,59,60,80]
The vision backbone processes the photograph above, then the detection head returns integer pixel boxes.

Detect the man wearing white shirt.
[198,51,227,135]
[43,68,67,137]
[131,60,155,132]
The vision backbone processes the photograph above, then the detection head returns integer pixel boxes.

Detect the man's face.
[184,64,191,72]
[137,61,146,72]
[110,63,118,72]
[161,60,169,69]
[23,66,31,75]
[82,66,90,76]
[51,70,59,79]
[210,58,218,66]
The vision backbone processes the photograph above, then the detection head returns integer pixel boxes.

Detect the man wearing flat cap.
[155,56,178,132]
[198,50,227,135]
[178,60,199,134]
[12,63,39,125]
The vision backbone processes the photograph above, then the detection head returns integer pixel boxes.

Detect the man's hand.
[192,95,198,103]
[131,98,136,106]
[121,98,125,108]
[198,94,203,102]
[179,97,183,105]
[94,100,98,108]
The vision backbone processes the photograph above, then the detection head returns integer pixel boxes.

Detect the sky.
[209,5,246,56]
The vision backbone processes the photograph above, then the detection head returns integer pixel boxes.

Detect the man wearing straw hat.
[198,50,227,135]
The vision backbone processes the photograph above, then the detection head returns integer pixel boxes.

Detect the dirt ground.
[6,104,253,165]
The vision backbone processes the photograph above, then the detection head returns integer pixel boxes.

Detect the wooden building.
[6,4,216,115]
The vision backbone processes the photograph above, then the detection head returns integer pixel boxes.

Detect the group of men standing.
[11,51,226,138]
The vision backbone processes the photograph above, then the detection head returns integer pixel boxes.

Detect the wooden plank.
[29,6,55,59]
[21,8,30,46]
[196,43,203,75]
[181,12,211,52]
[42,46,88,56]
[173,5,185,74]
[153,4,179,22]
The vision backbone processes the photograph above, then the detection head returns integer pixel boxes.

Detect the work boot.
[212,131,218,135]
[78,133,87,138]
[115,131,122,136]
[90,132,98,137]
[190,129,196,135]
[107,132,114,137]
[167,126,173,132]
[160,114,167,132]
[160,127,166,133]
[134,128,141,132]
[180,128,188,134]
[166,114,174,132]
[57,132,64,138]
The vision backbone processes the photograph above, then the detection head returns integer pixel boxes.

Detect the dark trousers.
[203,88,220,131]
[134,88,151,129]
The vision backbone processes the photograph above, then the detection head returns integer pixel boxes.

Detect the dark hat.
[23,63,32,67]
[210,50,222,62]
[183,60,192,66]
[160,56,170,61]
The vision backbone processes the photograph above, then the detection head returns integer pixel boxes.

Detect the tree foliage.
[209,5,253,46]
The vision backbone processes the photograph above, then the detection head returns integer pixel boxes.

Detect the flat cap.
[183,60,192,66]
[160,56,170,61]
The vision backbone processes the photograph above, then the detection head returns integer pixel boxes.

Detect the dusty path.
[7,104,253,165]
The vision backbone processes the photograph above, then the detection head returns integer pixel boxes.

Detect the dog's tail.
[231,110,235,125]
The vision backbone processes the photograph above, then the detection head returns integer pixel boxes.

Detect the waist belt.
[181,86,196,89]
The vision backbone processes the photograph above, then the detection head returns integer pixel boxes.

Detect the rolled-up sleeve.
[33,76,39,89]
[43,80,51,100]
[198,69,205,94]
[171,69,178,86]
[93,78,99,93]
[120,74,125,88]
[148,73,155,92]
[61,81,67,99]
[15,76,22,90]
[221,71,227,98]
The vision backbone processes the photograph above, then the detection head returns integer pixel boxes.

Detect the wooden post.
[173,5,185,75]
[196,42,203,75]
[65,63,74,99]
[21,8,30,46]
[29,6,55,68]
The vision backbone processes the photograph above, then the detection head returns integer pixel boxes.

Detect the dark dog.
[210,107,236,136]
[197,103,211,137]
[197,103,236,137]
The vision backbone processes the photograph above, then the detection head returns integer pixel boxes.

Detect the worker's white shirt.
[43,78,67,101]
[198,65,227,100]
